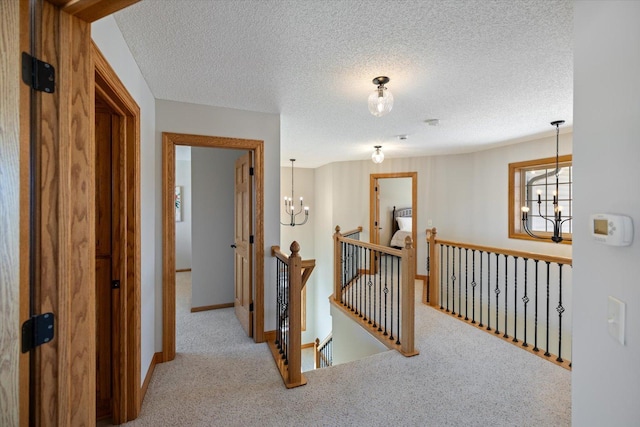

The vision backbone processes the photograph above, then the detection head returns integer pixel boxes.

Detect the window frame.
[508,154,572,244]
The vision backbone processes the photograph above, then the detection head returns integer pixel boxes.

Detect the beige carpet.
[116,272,570,426]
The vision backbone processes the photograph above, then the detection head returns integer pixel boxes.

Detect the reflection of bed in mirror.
[389,206,412,248]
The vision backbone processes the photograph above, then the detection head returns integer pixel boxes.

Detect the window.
[509,155,572,243]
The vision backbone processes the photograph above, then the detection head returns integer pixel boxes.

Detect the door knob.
[230,244,237,248]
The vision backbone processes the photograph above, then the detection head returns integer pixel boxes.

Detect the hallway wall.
[573,1,640,424]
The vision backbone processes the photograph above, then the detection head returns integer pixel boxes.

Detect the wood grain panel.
[19,1,30,425]
[162,135,176,361]
[32,3,96,425]
[234,153,253,336]
[95,258,112,419]
[36,2,63,424]
[94,110,112,256]
[50,0,141,23]
[0,1,21,425]
[60,10,95,426]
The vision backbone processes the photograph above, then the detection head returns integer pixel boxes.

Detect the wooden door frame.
[93,42,141,423]
[369,172,418,271]
[162,132,265,362]
[10,1,139,425]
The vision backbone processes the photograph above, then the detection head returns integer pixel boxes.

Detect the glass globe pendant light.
[368,76,393,117]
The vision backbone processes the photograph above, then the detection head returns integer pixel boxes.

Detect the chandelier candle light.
[281,159,309,227]
[521,120,572,243]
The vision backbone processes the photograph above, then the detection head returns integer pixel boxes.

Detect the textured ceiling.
[114,0,573,168]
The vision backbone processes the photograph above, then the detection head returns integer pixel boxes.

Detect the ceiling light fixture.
[368,76,393,117]
[371,146,384,164]
[280,159,309,227]
[520,120,572,243]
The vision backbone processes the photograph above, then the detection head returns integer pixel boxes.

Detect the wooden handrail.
[338,236,403,257]
[426,228,572,266]
[341,226,363,237]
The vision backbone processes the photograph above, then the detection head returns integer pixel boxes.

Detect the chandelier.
[280,159,309,227]
[368,76,393,117]
[521,120,572,243]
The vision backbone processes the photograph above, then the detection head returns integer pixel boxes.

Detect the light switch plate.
[608,296,626,345]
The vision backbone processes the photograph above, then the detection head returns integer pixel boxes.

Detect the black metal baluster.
[533,259,539,352]
[383,258,389,336]
[446,246,450,312]
[503,255,509,339]
[522,258,529,347]
[471,250,476,323]
[544,261,551,357]
[556,263,565,363]
[364,248,369,322]
[439,245,444,309]
[389,255,395,341]
[452,246,456,315]
[458,247,462,318]
[478,250,483,327]
[495,253,500,335]
[486,251,491,331]
[396,255,401,345]
[465,248,469,321]
[350,244,355,312]
[275,259,281,348]
[427,241,431,303]
[372,251,377,328]
[355,245,361,316]
[378,254,383,332]
[282,264,291,365]
[367,250,373,324]
[340,242,349,306]
[512,257,518,343]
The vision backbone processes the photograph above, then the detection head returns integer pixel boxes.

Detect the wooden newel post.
[427,227,439,307]
[288,241,302,385]
[400,236,417,356]
[314,338,320,369]
[333,226,342,303]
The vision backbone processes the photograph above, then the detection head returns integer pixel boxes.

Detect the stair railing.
[269,241,315,388]
[314,334,333,368]
[333,225,418,357]
[426,227,573,369]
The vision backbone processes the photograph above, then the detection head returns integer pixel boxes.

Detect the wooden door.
[234,152,253,336]
[372,178,381,244]
[95,98,118,420]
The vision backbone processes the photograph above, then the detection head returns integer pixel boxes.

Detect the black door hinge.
[249,167,254,176]
[22,52,55,93]
[249,303,254,312]
[22,313,55,353]
[250,235,254,244]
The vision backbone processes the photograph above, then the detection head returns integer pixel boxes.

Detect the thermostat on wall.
[590,213,633,246]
